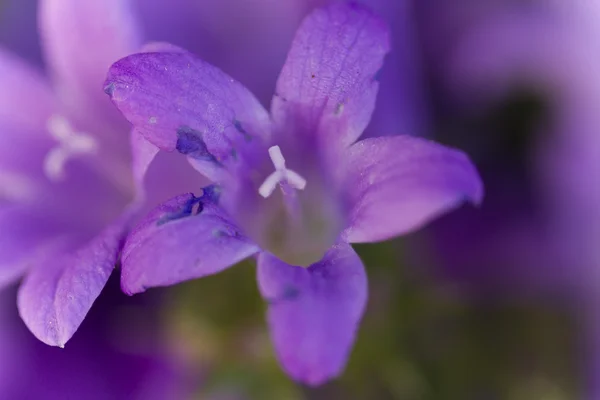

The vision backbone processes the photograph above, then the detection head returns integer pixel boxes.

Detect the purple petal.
[0,121,52,204]
[121,192,259,295]
[0,117,129,233]
[130,128,159,202]
[0,0,42,66]
[17,213,132,347]
[257,243,367,386]
[271,3,390,148]
[104,49,271,178]
[126,43,210,205]
[0,47,55,131]
[444,11,595,107]
[134,133,212,220]
[342,136,483,243]
[39,0,141,140]
[129,104,209,221]
[0,206,78,289]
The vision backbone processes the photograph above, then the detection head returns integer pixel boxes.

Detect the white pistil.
[44,115,98,181]
[258,145,307,198]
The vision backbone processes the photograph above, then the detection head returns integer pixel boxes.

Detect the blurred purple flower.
[417,0,600,298]
[0,278,193,400]
[411,2,600,397]
[105,3,482,386]
[0,0,203,347]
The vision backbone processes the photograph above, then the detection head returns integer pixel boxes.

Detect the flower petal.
[0,122,52,204]
[39,0,142,132]
[104,49,271,178]
[0,47,55,131]
[0,206,76,290]
[127,41,206,202]
[257,243,367,386]
[131,127,211,219]
[271,3,390,148]
[342,136,483,243]
[17,213,131,347]
[121,192,259,295]
[130,128,159,201]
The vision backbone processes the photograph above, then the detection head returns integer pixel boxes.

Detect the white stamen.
[268,145,286,170]
[258,145,307,198]
[284,170,307,191]
[44,115,98,181]
[258,171,284,198]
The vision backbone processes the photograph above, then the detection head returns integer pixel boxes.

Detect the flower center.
[258,145,306,198]
[44,115,98,181]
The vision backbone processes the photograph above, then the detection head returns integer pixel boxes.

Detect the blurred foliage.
[162,239,579,400]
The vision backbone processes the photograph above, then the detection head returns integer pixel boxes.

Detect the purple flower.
[0,0,200,347]
[105,3,482,385]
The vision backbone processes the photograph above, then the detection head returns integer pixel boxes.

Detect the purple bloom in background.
[411,1,600,397]
[0,0,199,347]
[418,0,600,298]
[0,277,193,400]
[105,3,482,385]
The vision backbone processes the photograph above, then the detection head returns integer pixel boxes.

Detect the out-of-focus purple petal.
[257,243,367,386]
[0,206,78,290]
[341,136,483,243]
[0,47,55,131]
[444,12,596,107]
[121,193,259,295]
[127,43,206,205]
[0,51,129,227]
[0,119,132,242]
[271,3,390,148]
[0,0,41,66]
[39,0,141,149]
[0,122,52,205]
[132,127,210,219]
[105,50,271,170]
[130,128,159,200]
[17,213,132,347]
[39,0,142,101]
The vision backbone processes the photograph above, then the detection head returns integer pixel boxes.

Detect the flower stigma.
[44,114,99,181]
[258,145,307,198]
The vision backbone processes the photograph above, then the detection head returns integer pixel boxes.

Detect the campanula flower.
[0,0,200,348]
[105,3,483,385]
